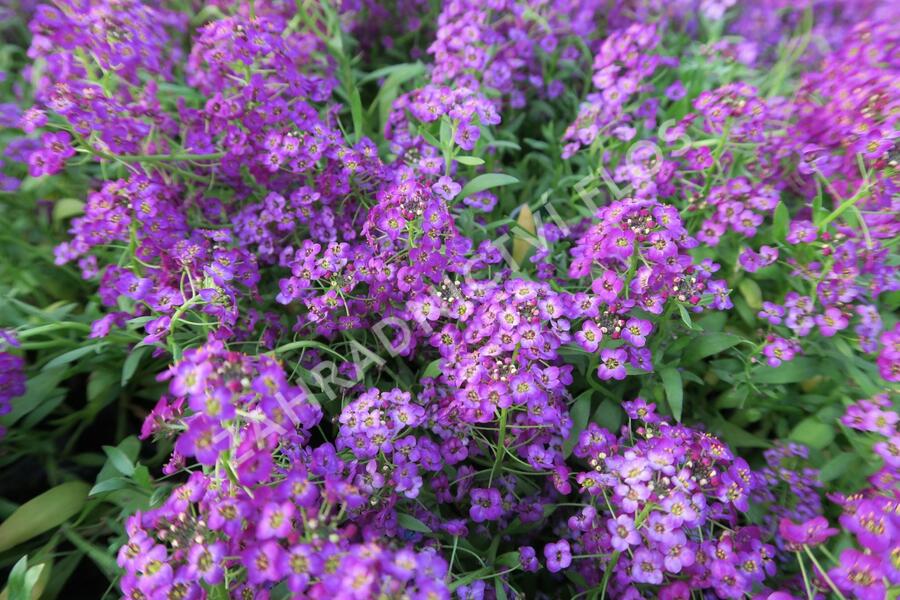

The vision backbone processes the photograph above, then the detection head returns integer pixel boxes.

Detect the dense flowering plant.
[0,1,897,599]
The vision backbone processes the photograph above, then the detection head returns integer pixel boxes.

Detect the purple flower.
[830,548,885,600]
[187,542,225,585]
[842,499,894,551]
[815,306,849,337]
[758,302,784,325]
[432,176,461,201]
[519,546,539,572]
[786,220,817,244]
[454,124,480,151]
[621,318,652,348]
[543,539,571,573]
[244,541,285,584]
[592,271,623,303]
[257,501,295,539]
[597,348,627,380]
[469,487,503,523]
[575,320,602,352]
[607,514,640,551]
[631,547,664,584]
[778,516,837,548]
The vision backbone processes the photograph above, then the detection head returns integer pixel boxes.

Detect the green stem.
[803,546,847,600]
[488,408,508,487]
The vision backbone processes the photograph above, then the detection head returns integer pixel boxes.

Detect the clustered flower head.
[776,395,899,600]
[1,0,897,599]
[550,399,776,598]
[127,344,451,599]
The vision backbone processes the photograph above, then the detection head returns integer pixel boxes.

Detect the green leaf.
[683,333,743,363]
[43,343,105,370]
[396,513,431,533]
[51,198,85,222]
[102,446,135,477]
[422,359,442,379]
[439,117,452,148]
[772,202,789,241]
[456,173,519,201]
[495,578,508,600]
[349,87,364,143]
[712,419,772,449]
[121,346,148,386]
[208,584,229,600]
[494,551,520,567]
[5,556,42,600]
[563,391,592,458]
[593,399,623,431]
[790,418,834,450]
[358,62,424,85]
[677,304,697,330]
[89,478,131,496]
[2,557,51,600]
[58,526,119,581]
[455,156,485,166]
[819,452,856,483]
[738,279,762,310]
[5,557,27,600]
[0,482,90,552]
[660,368,684,422]
[752,357,821,384]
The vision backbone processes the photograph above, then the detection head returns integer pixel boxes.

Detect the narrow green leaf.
[682,333,743,363]
[396,513,431,533]
[677,304,696,330]
[43,344,104,370]
[712,419,772,449]
[660,368,684,422]
[102,446,135,477]
[752,357,821,384]
[772,202,789,241]
[89,478,130,496]
[0,482,90,552]
[738,279,762,310]
[494,551,521,567]
[456,173,519,201]
[121,346,148,386]
[563,391,592,457]
[6,557,29,600]
[349,87,364,143]
[455,156,485,166]
[59,526,119,581]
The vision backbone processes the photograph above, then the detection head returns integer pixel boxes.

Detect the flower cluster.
[569,196,729,379]
[552,399,775,598]
[2,1,898,599]
[562,23,666,158]
[0,334,25,438]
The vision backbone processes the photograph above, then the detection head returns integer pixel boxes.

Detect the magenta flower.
[575,320,602,352]
[777,516,837,548]
[815,306,849,337]
[830,548,885,600]
[597,348,628,380]
[257,501,295,540]
[622,318,652,348]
